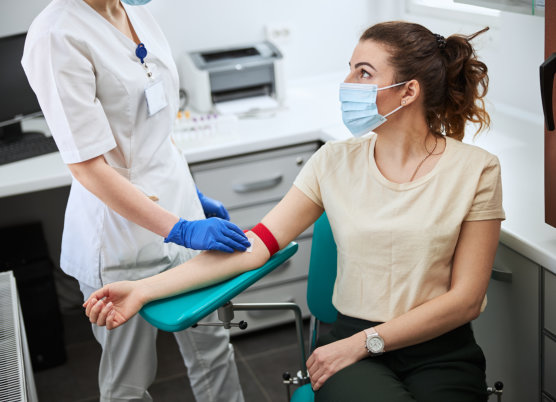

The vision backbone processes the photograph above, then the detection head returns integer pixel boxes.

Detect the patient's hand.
[83,281,144,330]
[306,333,368,391]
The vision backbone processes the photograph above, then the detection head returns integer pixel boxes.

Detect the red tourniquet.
[245,223,280,256]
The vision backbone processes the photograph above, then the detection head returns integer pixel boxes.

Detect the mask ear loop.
[381,83,409,118]
[383,104,404,118]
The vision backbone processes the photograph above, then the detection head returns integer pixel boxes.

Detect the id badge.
[145,80,168,117]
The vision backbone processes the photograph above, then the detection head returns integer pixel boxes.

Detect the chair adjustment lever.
[191,301,249,330]
[486,381,503,402]
[191,320,248,330]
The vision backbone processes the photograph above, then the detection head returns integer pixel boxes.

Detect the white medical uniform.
[22,1,244,401]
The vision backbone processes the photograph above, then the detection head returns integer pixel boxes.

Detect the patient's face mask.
[339,81,407,137]
[121,0,152,5]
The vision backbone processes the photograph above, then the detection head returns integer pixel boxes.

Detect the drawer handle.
[233,174,283,193]
[246,297,295,318]
[491,265,513,283]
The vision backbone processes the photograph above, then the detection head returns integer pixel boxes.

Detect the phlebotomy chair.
[140,214,504,402]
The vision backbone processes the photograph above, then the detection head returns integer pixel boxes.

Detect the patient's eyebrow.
[354,61,376,71]
[348,61,377,71]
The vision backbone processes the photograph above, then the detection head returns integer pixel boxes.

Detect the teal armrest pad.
[139,242,298,332]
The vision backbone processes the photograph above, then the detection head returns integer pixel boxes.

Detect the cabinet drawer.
[545,269,556,336]
[544,335,556,397]
[191,143,320,209]
[473,242,540,402]
[228,202,275,229]
[229,278,309,335]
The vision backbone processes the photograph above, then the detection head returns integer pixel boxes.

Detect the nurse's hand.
[83,281,143,330]
[196,188,230,220]
[164,217,251,253]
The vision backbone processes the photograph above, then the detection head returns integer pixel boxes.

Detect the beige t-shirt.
[294,134,505,322]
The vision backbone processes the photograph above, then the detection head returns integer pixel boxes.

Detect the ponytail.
[360,22,490,141]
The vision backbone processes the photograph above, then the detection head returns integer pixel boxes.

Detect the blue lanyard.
[135,43,147,63]
[135,43,152,78]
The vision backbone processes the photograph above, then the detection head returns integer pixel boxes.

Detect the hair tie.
[433,33,447,49]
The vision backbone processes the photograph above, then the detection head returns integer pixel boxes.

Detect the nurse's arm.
[85,186,323,329]
[68,155,179,237]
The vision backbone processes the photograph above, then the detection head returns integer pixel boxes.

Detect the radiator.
[0,271,38,402]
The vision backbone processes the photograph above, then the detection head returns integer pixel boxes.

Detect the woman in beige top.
[85,21,504,401]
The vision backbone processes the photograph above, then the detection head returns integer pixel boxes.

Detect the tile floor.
[33,310,323,402]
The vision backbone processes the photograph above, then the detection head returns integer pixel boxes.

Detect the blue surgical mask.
[121,0,151,5]
[339,81,407,136]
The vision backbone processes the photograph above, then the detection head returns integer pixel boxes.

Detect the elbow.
[67,156,103,183]
[463,299,483,322]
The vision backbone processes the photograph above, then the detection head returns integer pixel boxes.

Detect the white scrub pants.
[80,283,245,402]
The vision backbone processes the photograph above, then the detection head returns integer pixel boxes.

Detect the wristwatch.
[364,327,385,356]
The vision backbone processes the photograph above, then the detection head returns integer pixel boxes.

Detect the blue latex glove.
[196,187,230,220]
[164,218,250,253]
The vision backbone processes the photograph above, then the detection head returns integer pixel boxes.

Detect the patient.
[85,21,504,402]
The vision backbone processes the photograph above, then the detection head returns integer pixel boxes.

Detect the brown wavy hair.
[360,21,490,141]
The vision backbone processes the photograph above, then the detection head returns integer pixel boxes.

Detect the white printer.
[179,41,285,113]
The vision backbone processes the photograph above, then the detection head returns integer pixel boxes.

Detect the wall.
[0,0,373,83]
[400,1,545,120]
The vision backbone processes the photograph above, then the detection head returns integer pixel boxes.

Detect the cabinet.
[189,141,321,334]
[472,243,540,402]
[543,269,556,401]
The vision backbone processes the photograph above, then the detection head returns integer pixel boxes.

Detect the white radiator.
[0,271,38,402]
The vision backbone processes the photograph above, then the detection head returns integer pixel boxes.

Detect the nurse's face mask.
[339,81,407,137]
[121,0,152,5]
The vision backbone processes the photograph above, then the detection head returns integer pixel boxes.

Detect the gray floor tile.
[232,321,310,360]
[236,358,272,402]
[34,313,323,401]
[240,343,305,402]
[34,340,101,402]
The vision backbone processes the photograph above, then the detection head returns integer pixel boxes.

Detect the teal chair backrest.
[306,212,338,324]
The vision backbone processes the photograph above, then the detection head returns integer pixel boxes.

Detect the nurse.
[22,0,248,401]
[85,21,504,402]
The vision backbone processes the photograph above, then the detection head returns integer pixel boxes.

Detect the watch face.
[366,336,384,353]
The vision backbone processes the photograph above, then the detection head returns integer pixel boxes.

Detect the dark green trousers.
[314,314,488,402]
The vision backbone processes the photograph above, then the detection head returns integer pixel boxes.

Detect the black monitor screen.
[0,32,42,128]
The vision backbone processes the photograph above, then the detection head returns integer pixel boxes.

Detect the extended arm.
[85,186,324,329]
[307,219,501,390]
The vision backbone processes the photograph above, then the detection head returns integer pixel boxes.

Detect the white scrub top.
[22,0,205,288]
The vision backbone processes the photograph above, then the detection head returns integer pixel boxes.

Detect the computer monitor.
[0,32,43,141]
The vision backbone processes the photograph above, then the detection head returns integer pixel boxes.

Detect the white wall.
[400,2,545,119]
[0,0,373,83]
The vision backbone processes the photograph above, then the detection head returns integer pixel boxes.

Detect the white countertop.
[2,72,556,272]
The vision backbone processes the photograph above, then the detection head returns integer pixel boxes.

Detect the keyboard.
[0,133,58,166]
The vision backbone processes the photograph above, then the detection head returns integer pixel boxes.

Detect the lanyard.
[135,43,153,79]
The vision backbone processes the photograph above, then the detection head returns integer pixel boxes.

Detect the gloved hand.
[196,187,230,220]
[164,217,251,253]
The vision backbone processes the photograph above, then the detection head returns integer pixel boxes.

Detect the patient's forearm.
[136,231,270,304]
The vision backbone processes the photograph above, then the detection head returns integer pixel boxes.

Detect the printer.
[179,41,285,113]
